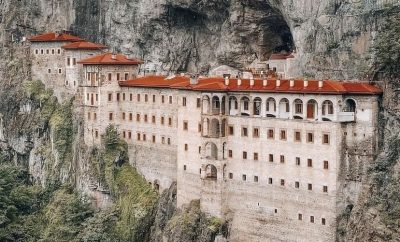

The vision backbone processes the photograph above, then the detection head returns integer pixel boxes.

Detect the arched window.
[279,98,290,117]
[266,98,276,112]
[229,96,238,110]
[210,119,220,138]
[322,100,334,115]
[253,97,262,116]
[202,95,211,114]
[221,119,227,137]
[294,99,303,114]
[212,96,220,115]
[307,100,318,119]
[241,97,250,116]
[221,96,226,115]
[344,99,356,112]
[202,118,210,137]
[205,164,217,180]
[205,142,218,160]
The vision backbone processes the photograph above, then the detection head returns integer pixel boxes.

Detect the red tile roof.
[119,76,382,95]
[61,41,107,50]
[77,53,143,65]
[28,32,83,42]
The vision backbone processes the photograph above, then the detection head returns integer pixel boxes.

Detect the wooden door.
[307,103,314,119]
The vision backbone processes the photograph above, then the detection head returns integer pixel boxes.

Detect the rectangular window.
[137,133,141,141]
[169,96,172,104]
[109,113,113,121]
[95,130,99,138]
[296,157,301,166]
[295,131,301,142]
[254,176,259,182]
[298,214,303,221]
[57,49,61,54]
[128,131,132,139]
[152,135,156,143]
[93,113,97,120]
[161,95,165,103]
[268,129,274,139]
[323,186,328,193]
[137,94,141,102]
[308,183,313,191]
[152,115,156,123]
[324,160,329,170]
[280,155,285,163]
[242,174,247,181]
[242,127,248,137]
[280,129,287,140]
[229,173,233,179]
[280,179,285,186]
[161,117,165,125]
[183,165,187,171]
[229,126,234,135]
[269,154,274,162]
[144,115,148,122]
[197,98,201,108]
[73,58,76,65]
[87,112,91,120]
[136,113,141,122]
[182,97,187,106]
[122,112,126,120]
[310,216,315,223]
[268,178,273,184]
[122,131,126,139]
[117,73,120,81]
[295,181,300,188]
[323,133,330,144]
[198,123,202,132]
[125,73,129,80]
[254,153,258,161]
[129,113,133,121]
[122,93,126,101]
[48,69,51,74]
[130,93,133,101]
[116,93,120,102]
[161,137,165,144]
[228,150,233,158]
[199,146,201,154]
[253,128,260,138]
[243,151,247,159]
[307,159,313,167]
[108,93,112,102]
[168,117,172,126]
[153,95,156,103]
[167,138,171,145]
[145,94,148,102]
[67,58,71,66]
[322,218,326,225]
[307,132,314,143]
[143,134,147,141]
[108,73,112,81]
[58,68,62,74]
[184,144,188,151]
[183,121,188,130]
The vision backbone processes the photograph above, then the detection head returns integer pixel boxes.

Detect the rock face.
[1,0,400,241]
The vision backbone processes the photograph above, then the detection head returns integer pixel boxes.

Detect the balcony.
[338,112,355,122]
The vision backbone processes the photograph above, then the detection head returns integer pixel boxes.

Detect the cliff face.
[1,0,400,241]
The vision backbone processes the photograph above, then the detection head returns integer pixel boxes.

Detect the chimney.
[303,79,309,88]
[250,77,254,87]
[290,79,294,87]
[318,80,324,88]
[111,54,117,60]
[276,79,281,87]
[224,76,230,86]
[190,74,198,85]
[237,78,242,86]
[263,79,268,87]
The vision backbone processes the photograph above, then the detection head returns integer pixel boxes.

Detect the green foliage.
[77,208,118,242]
[326,41,340,53]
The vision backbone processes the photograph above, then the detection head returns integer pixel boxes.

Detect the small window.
[307,159,313,167]
[324,160,329,170]
[242,127,248,137]
[73,58,76,65]
[267,129,274,139]
[161,137,165,144]
[152,115,156,123]
[322,218,326,225]
[183,165,187,171]
[144,114,148,122]
[137,94,141,102]
[254,153,258,161]
[161,117,165,125]
[280,130,286,140]
[280,155,285,163]
[122,112,126,120]
[242,174,247,181]
[116,73,120,81]
[143,134,147,141]
[116,93,120,102]
[268,178,273,184]
[310,216,315,223]
[58,68,62,74]
[46,49,49,54]
[67,58,71,66]
[295,181,300,188]
[35,49,39,54]
[87,112,91,120]
[229,126,234,135]
[243,151,247,159]
[229,173,233,179]
[198,123,202,132]
[129,113,133,121]
[122,131,126,139]
[93,113,97,120]
[323,186,328,193]
[122,93,126,101]
[95,130,99,138]
[152,135,156,143]
[137,133,141,141]
[307,132,314,143]
[125,73,129,80]
[228,150,233,158]
[40,49,44,54]
[280,179,285,186]
[197,98,201,108]
[52,49,55,55]
[136,113,141,122]
[183,121,188,130]
[198,146,201,154]
[298,214,303,221]
[269,154,274,162]
[308,183,313,191]
[169,96,172,104]
[109,113,113,121]
[295,157,301,166]
[145,94,148,102]
[253,128,260,138]
[294,131,301,142]
[128,131,132,139]
[152,95,156,102]
[168,117,172,126]
[57,49,61,54]
[48,69,51,74]
[167,138,170,145]
[184,144,188,151]
[108,73,112,81]
[254,176,259,182]
[161,95,165,103]
[323,134,330,144]
[182,97,187,106]
[130,93,133,101]
[108,93,112,102]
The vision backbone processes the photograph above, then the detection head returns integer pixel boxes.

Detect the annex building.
[28,32,383,242]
